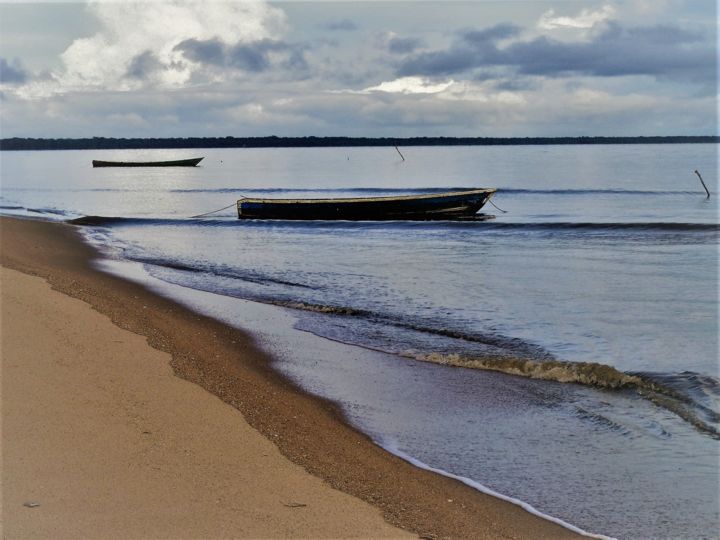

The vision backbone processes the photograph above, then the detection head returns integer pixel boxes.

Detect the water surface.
[1,144,718,538]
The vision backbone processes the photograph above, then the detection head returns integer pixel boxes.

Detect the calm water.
[1,145,718,538]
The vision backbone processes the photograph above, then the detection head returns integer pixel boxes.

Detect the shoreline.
[1,216,581,538]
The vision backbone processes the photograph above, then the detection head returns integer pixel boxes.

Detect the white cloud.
[538,5,616,30]
[361,76,454,94]
[50,1,287,93]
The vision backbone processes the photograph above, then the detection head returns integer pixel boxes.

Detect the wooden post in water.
[694,170,710,198]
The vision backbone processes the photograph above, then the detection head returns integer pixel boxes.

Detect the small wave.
[67,216,218,226]
[500,188,704,196]
[481,222,719,232]
[402,351,719,438]
[96,248,719,437]
[1,205,72,219]
[273,300,368,315]
[268,299,550,359]
[134,256,316,290]
[67,214,718,234]
[381,444,615,540]
[573,407,635,436]
[397,322,552,359]
[27,207,68,216]
[408,352,642,388]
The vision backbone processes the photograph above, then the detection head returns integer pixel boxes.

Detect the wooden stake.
[394,146,405,161]
[694,170,710,198]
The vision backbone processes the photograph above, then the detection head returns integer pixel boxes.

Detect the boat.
[92,157,204,167]
[237,188,497,220]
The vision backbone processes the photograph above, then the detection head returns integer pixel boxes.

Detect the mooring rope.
[488,198,508,213]
[189,202,237,219]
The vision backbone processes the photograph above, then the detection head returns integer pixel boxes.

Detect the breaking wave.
[400,351,719,437]
[256,298,720,437]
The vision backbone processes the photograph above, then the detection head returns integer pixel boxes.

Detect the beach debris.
[281,501,307,508]
[23,501,40,508]
[694,170,710,198]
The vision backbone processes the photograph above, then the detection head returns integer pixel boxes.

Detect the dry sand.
[1,266,413,539]
[1,216,581,539]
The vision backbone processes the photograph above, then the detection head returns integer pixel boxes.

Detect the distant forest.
[1,135,717,151]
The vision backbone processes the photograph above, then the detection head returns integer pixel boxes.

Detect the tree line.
[1,135,717,151]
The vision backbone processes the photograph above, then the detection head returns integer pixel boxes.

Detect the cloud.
[125,51,163,80]
[397,21,714,83]
[55,1,287,91]
[397,23,517,76]
[460,24,522,44]
[505,22,714,80]
[174,37,308,74]
[1,72,715,138]
[387,35,423,55]
[0,1,715,138]
[320,19,357,32]
[538,5,616,30]
[361,76,454,94]
[0,58,29,85]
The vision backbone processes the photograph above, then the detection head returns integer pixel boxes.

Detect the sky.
[0,0,717,138]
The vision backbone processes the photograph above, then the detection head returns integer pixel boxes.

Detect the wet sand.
[1,216,581,539]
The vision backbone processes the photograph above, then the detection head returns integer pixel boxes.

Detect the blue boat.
[237,188,497,220]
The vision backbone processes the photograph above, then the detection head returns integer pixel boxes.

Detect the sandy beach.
[1,216,580,539]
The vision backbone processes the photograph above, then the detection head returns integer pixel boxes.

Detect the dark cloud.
[175,39,225,65]
[460,23,521,45]
[397,22,715,83]
[282,48,309,72]
[228,42,275,72]
[506,23,713,80]
[125,51,163,80]
[320,19,358,32]
[0,58,29,84]
[492,77,540,92]
[175,38,308,74]
[624,24,704,45]
[397,23,512,76]
[387,36,423,55]
[398,49,478,76]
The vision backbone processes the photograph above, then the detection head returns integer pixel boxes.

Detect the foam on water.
[379,443,617,540]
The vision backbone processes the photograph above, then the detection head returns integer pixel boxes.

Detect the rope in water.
[189,202,237,219]
[488,198,508,213]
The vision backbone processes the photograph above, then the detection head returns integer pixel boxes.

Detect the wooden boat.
[92,157,204,167]
[237,188,497,220]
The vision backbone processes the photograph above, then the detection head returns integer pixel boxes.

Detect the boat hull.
[237,188,496,220]
[92,157,204,167]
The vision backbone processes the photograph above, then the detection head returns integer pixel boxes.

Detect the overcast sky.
[0,1,716,138]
